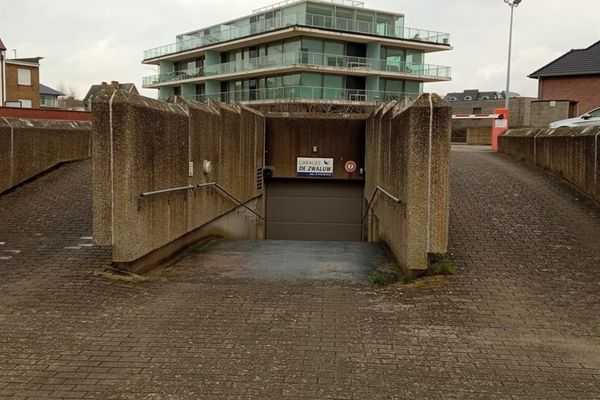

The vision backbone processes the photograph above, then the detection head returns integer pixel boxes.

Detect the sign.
[344,160,357,173]
[297,157,334,177]
[495,119,507,128]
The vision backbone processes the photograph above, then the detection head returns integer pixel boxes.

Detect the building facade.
[2,57,42,108]
[39,84,64,108]
[142,0,451,103]
[444,89,520,102]
[83,82,138,111]
[529,40,600,114]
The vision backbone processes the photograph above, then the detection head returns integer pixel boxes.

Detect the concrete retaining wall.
[92,88,265,266]
[529,100,575,128]
[0,117,91,194]
[365,94,451,271]
[499,127,600,203]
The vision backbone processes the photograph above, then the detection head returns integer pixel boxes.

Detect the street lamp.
[504,0,522,110]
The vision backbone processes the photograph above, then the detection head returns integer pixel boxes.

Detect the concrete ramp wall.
[92,88,265,266]
[0,117,91,194]
[365,94,451,271]
[499,127,600,203]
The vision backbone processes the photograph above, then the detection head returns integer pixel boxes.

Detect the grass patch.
[427,254,457,276]
[368,271,388,287]
[399,270,414,284]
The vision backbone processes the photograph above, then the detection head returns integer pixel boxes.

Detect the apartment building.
[142,0,451,103]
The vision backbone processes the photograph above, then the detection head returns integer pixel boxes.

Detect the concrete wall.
[466,127,492,145]
[449,97,534,130]
[538,75,600,115]
[365,94,451,271]
[0,117,91,194]
[529,100,576,128]
[499,126,600,203]
[92,87,265,266]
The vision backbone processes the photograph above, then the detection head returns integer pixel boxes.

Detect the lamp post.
[504,0,522,110]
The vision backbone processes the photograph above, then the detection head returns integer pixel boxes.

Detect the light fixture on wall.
[203,160,212,175]
[312,146,318,153]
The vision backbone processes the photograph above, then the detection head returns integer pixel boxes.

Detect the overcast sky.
[1,0,599,99]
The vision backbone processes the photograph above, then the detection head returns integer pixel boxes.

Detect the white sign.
[297,157,334,177]
[495,119,508,128]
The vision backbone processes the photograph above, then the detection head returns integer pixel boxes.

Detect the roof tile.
[529,41,600,78]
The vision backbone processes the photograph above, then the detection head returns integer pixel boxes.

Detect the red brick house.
[529,40,600,114]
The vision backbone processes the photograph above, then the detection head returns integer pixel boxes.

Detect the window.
[17,68,32,86]
[473,107,482,114]
[588,107,600,117]
[464,96,472,101]
[282,74,301,87]
[18,99,32,108]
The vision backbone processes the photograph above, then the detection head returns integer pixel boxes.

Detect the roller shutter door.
[266,179,363,241]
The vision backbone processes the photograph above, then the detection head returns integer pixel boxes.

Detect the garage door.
[266,179,363,242]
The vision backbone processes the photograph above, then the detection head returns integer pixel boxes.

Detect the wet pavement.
[167,239,395,283]
[0,150,599,399]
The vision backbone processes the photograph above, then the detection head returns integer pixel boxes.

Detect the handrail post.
[360,186,402,231]
[196,182,266,222]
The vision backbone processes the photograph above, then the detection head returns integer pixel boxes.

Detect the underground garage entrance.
[92,91,451,274]
[264,113,366,242]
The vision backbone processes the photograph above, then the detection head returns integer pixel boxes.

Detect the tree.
[55,81,84,111]
[56,81,78,99]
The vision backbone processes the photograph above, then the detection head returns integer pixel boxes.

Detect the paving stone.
[0,152,598,399]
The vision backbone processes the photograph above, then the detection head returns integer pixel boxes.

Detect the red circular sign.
[345,160,357,173]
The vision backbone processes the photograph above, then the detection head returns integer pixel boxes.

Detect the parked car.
[549,106,600,128]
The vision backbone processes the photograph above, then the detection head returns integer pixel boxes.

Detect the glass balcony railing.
[142,51,451,87]
[142,67,204,86]
[143,12,450,60]
[183,85,420,103]
[206,51,451,78]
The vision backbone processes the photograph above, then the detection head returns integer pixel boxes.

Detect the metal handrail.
[141,185,195,197]
[199,182,266,222]
[140,182,265,222]
[361,186,402,225]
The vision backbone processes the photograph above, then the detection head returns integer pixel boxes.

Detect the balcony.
[142,67,204,87]
[184,85,420,103]
[142,51,451,88]
[205,51,451,79]
[143,12,450,60]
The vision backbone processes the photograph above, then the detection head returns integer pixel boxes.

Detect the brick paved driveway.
[0,148,599,399]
